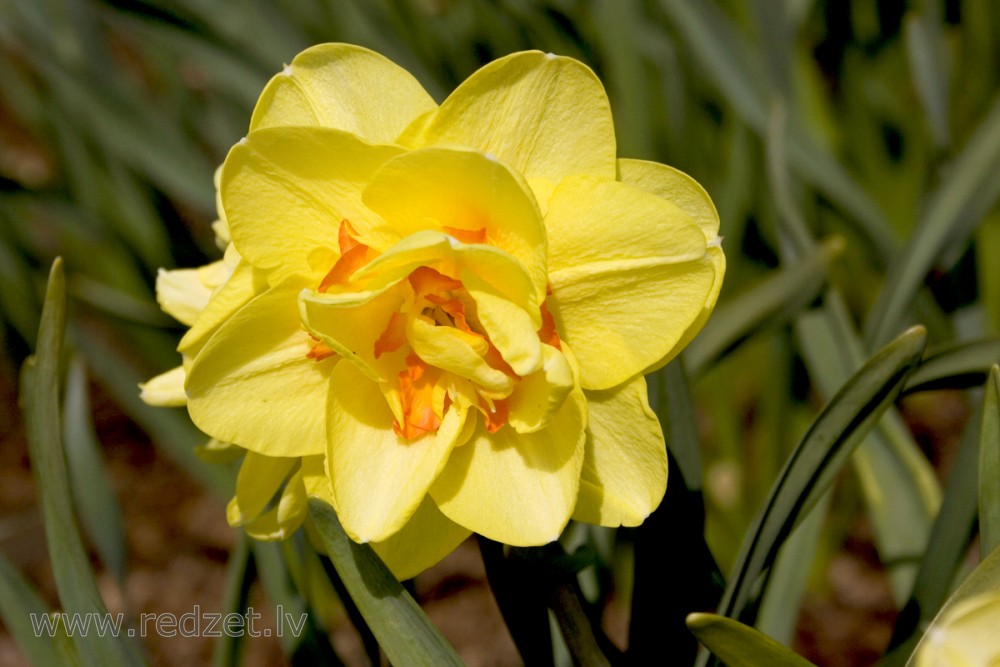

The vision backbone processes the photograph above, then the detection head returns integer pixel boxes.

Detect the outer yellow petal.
[250,43,437,143]
[371,495,472,581]
[178,258,268,356]
[229,452,297,524]
[242,469,308,541]
[362,146,547,301]
[545,175,716,390]
[221,127,403,283]
[617,159,727,375]
[916,592,1000,667]
[299,283,405,382]
[327,362,469,543]
[301,454,335,508]
[400,51,616,189]
[430,388,586,546]
[572,376,667,527]
[155,266,213,326]
[186,283,336,457]
[617,159,720,240]
[507,344,574,434]
[139,365,187,407]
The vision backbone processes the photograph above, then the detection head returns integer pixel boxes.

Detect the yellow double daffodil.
[143,44,724,578]
[916,592,1000,667]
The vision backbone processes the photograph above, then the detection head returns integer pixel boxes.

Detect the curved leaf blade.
[687,613,817,667]
[981,366,1000,557]
[21,258,144,667]
[718,326,927,622]
[308,500,464,667]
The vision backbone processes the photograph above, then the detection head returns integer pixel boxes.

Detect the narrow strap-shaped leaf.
[716,326,927,625]
[904,10,950,149]
[22,259,144,667]
[211,534,254,667]
[684,237,841,377]
[866,93,1000,349]
[903,338,1000,395]
[796,296,939,603]
[308,500,464,667]
[657,0,897,260]
[883,398,982,665]
[981,366,1000,557]
[63,356,127,582]
[0,549,80,667]
[687,613,818,667]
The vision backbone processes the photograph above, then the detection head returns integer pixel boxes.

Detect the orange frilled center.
[307,220,559,441]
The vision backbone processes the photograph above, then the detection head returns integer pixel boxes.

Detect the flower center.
[309,219,559,441]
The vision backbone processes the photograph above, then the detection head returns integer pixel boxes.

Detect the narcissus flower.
[915,592,1000,667]
[145,43,724,577]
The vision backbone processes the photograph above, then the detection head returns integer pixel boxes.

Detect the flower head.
[916,592,1000,667]
[145,44,724,577]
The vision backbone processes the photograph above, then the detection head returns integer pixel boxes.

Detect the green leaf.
[0,549,80,667]
[308,500,464,667]
[904,11,951,149]
[21,259,144,667]
[657,0,897,261]
[866,94,1000,348]
[981,365,1000,557]
[211,534,253,667]
[716,326,927,624]
[62,356,127,582]
[684,237,842,377]
[796,296,940,603]
[686,613,818,667]
[903,338,1000,395]
[882,397,982,666]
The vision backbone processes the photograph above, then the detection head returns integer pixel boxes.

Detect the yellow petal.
[178,258,269,357]
[301,454,335,508]
[617,158,721,240]
[243,469,309,541]
[299,283,406,382]
[430,387,586,546]
[545,175,717,390]
[400,51,616,189]
[221,127,403,283]
[351,230,539,318]
[327,362,468,543]
[186,282,336,457]
[407,315,513,395]
[463,272,542,377]
[362,146,547,301]
[371,496,472,581]
[230,451,297,524]
[250,43,437,144]
[156,266,213,326]
[916,592,1000,667]
[139,365,188,407]
[507,344,574,434]
[572,376,667,527]
[617,159,727,374]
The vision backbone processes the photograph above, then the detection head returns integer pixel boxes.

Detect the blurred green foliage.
[3,0,1000,665]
